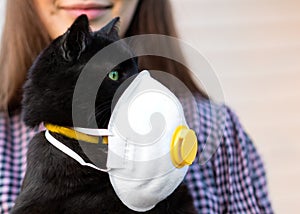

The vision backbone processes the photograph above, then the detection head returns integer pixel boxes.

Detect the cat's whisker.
[95,107,110,119]
[103,115,110,128]
[95,107,111,117]
[87,103,112,128]
[96,106,110,117]
[96,99,113,108]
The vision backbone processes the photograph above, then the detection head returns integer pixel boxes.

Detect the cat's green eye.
[108,70,119,81]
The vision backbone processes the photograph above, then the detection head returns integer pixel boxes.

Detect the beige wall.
[171,0,300,213]
[0,0,5,41]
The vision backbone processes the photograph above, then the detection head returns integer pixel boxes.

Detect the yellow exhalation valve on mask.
[170,125,198,168]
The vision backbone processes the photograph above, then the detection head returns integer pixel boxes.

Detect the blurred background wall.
[171,0,300,213]
[0,0,299,213]
[0,1,5,42]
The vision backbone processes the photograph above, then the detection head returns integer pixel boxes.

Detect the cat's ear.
[61,14,91,61]
[96,17,120,40]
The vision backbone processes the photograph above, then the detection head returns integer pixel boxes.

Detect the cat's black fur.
[11,15,197,214]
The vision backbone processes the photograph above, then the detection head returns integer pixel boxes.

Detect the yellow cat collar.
[44,123,99,144]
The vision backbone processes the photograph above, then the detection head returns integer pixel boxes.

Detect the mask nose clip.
[170,125,198,168]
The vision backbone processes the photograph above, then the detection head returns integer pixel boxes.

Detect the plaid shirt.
[0,98,273,214]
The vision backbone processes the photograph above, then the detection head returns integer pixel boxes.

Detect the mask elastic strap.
[45,130,110,172]
[73,127,113,136]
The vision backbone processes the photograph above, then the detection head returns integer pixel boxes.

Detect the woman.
[0,0,273,213]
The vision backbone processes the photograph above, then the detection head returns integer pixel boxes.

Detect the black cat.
[11,15,197,214]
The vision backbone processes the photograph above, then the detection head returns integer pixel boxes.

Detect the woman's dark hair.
[126,0,207,97]
[0,0,207,110]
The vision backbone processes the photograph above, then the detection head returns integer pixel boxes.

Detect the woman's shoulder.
[0,108,37,145]
[196,97,250,145]
[182,95,243,139]
[181,95,255,162]
[184,97,274,213]
[0,108,22,124]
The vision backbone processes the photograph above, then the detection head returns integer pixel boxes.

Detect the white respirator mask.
[45,70,198,212]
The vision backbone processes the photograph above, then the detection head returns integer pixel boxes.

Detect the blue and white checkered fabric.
[0,97,273,213]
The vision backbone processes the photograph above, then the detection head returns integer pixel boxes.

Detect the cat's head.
[22,15,138,128]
